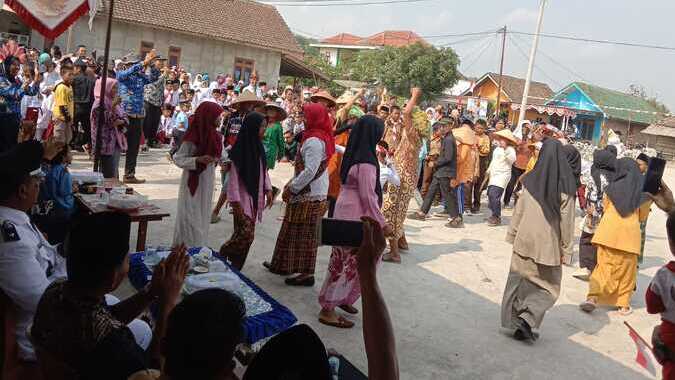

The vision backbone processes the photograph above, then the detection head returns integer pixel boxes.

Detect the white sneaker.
[572,268,591,281]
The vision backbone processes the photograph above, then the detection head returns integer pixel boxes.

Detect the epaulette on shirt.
[1,220,20,242]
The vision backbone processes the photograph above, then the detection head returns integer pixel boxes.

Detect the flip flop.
[579,299,596,313]
[382,253,401,264]
[618,307,633,316]
[319,316,354,329]
[339,305,358,315]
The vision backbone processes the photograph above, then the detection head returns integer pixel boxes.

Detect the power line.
[507,34,563,89]
[461,35,495,74]
[263,0,433,7]
[437,34,491,48]
[510,30,675,51]
[511,33,588,83]
[455,34,494,67]
[421,29,499,40]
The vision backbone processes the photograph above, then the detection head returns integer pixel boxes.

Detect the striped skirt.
[220,206,255,270]
[270,200,327,275]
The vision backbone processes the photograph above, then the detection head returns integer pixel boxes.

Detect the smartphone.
[643,157,666,194]
[318,218,363,248]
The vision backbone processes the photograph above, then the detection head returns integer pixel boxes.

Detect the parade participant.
[494,119,506,131]
[169,97,190,157]
[453,117,478,213]
[525,142,542,173]
[467,119,491,214]
[318,115,386,328]
[0,40,41,152]
[143,57,168,148]
[501,139,577,342]
[409,119,462,229]
[172,102,225,247]
[646,193,675,380]
[310,89,337,111]
[573,147,617,280]
[157,103,174,145]
[36,54,60,141]
[210,90,264,223]
[419,120,444,198]
[32,213,188,380]
[0,139,64,362]
[244,71,262,99]
[383,105,403,151]
[328,104,364,217]
[378,141,400,189]
[219,112,273,270]
[263,102,287,170]
[264,103,334,286]
[91,77,128,179]
[71,58,95,152]
[381,87,423,263]
[378,105,390,121]
[116,50,160,184]
[580,158,648,315]
[485,129,518,226]
[636,153,653,266]
[562,144,582,265]
[51,62,75,144]
[503,135,532,209]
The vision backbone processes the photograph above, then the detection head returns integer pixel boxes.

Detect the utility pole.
[94,0,115,172]
[494,25,507,120]
[517,0,547,126]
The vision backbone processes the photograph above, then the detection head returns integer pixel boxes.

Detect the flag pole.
[94,0,115,173]
[624,321,653,351]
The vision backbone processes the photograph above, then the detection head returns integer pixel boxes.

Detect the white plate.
[184,272,240,295]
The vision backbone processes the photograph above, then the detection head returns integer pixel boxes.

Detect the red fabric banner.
[5,0,90,40]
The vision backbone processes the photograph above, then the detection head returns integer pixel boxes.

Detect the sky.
[273,0,675,110]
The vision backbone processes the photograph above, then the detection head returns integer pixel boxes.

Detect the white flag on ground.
[625,322,658,377]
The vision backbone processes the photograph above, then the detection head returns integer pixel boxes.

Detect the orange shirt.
[328,130,350,198]
[514,142,532,170]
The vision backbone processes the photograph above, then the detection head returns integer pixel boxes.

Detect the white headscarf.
[513,119,531,140]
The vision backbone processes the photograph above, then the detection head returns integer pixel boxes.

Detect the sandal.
[579,299,597,313]
[382,253,401,264]
[339,305,358,315]
[319,315,354,329]
[618,307,633,316]
[262,261,285,275]
[285,275,315,287]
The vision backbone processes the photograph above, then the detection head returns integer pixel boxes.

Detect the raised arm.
[402,87,422,132]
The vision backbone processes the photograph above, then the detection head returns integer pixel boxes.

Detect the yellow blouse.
[592,196,650,255]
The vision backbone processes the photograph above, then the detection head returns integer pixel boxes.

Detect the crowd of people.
[3,38,675,379]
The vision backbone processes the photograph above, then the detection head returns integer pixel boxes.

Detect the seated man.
[0,140,64,361]
[32,212,190,379]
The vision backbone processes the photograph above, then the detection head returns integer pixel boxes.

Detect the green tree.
[350,43,460,101]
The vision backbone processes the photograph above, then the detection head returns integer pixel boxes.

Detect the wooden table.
[74,180,170,251]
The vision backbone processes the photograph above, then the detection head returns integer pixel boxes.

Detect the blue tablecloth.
[128,247,297,345]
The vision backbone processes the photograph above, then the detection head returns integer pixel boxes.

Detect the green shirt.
[262,121,285,169]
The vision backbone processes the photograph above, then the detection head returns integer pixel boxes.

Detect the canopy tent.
[510,103,577,118]
[280,54,329,82]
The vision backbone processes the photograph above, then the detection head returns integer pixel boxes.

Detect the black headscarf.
[605,157,643,217]
[562,144,582,188]
[229,112,267,212]
[1,56,18,82]
[340,115,385,205]
[605,145,618,157]
[591,148,617,194]
[522,139,577,223]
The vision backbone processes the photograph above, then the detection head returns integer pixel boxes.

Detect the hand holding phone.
[643,157,666,195]
[319,218,364,248]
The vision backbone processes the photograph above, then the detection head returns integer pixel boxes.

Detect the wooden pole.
[94,0,115,172]
[517,0,547,126]
[66,26,73,53]
[495,26,506,120]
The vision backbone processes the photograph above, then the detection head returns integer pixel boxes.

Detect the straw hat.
[230,90,265,109]
[310,90,336,107]
[493,129,519,146]
[265,102,288,121]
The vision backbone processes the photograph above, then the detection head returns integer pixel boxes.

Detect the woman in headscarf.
[0,41,40,151]
[381,88,423,261]
[172,101,226,247]
[90,77,128,179]
[501,139,577,342]
[561,144,582,265]
[581,158,649,316]
[219,112,273,270]
[317,115,386,328]
[265,103,335,286]
[573,147,617,280]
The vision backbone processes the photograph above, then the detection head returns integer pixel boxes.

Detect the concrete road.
[73,149,665,379]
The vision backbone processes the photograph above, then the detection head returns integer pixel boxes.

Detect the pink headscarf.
[92,77,118,111]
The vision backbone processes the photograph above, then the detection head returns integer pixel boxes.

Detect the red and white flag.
[4,0,95,39]
[625,322,658,377]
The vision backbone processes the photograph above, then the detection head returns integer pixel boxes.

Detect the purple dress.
[319,164,384,310]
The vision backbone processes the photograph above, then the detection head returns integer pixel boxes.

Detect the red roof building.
[312,30,426,66]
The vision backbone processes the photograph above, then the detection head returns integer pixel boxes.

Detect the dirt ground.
[71,149,668,379]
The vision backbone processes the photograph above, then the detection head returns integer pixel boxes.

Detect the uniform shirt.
[0,206,67,360]
[0,75,39,115]
[143,74,165,107]
[52,83,74,122]
[174,111,188,132]
[116,63,158,118]
[647,262,675,325]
